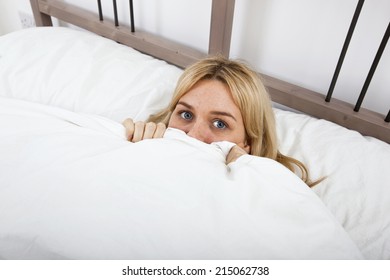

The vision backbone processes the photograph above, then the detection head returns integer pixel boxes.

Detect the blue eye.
[180,111,193,120]
[213,120,227,129]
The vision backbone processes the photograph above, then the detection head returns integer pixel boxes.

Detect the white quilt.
[0,97,362,259]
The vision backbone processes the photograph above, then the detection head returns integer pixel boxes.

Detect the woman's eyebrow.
[177,101,193,109]
[210,111,237,122]
[177,101,237,122]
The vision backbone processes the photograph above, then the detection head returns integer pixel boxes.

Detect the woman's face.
[168,79,250,152]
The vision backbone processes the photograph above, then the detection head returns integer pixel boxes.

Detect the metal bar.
[386,110,390,123]
[113,0,119,26]
[129,0,135,32]
[354,22,390,112]
[97,0,103,21]
[326,0,364,102]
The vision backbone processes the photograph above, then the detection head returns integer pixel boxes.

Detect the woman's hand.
[122,118,166,142]
[226,144,249,164]
[122,118,247,163]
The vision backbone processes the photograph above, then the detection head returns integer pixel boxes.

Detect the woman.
[123,56,319,187]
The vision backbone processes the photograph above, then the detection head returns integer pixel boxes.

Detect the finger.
[153,122,167,138]
[122,118,135,141]
[237,141,251,154]
[143,122,157,139]
[226,145,248,164]
[132,121,146,142]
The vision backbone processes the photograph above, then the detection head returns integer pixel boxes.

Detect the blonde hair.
[149,56,320,187]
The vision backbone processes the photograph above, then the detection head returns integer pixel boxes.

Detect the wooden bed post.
[30,0,53,26]
[209,0,235,57]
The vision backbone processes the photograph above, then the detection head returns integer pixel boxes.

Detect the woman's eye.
[180,111,193,120]
[213,120,227,129]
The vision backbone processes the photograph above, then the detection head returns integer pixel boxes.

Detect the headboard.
[30,0,390,143]
[30,0,234,68]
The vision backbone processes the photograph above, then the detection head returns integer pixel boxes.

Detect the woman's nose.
[187,121,211,143]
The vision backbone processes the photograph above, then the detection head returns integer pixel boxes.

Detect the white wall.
[0,0,33,34]
[232,0,390,115]
[1,0,389,114]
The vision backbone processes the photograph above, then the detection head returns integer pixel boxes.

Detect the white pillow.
[275,108,390,259]
[0,27,182,122]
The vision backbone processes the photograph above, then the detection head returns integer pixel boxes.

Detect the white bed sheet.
[1,27,390,259]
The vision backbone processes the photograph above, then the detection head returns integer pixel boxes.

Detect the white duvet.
[0,97,362,259]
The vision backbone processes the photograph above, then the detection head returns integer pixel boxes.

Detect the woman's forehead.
[178,79,242,117]
[181,80,232,102]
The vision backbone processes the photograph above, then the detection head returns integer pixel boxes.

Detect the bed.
[0,0,389,260]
